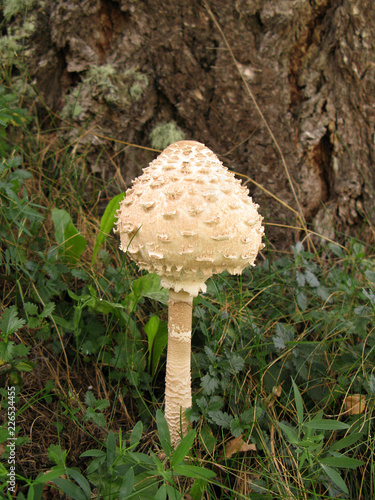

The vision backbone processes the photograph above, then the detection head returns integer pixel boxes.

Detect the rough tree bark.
[7,0,375,248]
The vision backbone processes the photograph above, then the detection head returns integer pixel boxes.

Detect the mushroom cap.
[115,140,264,296]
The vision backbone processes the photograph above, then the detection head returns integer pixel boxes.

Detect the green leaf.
[208,410,233,428]
[106,430,117,469]
[328,432,362,452]
[0,306,26,337]
[34,467,66,484]
[53,478,89,500]
[156,409,172,458]
[154,484,167,500]
[226,351,244,374]
[172,429,196,466]
[277,422,300,445]
[292,378,304,425]
[165,485,183,500]
[84,391,96,407]
[40,302,56,318]
[145,315,168,375]
[189,478,208,500]
[296,290,307,311]
[273,322,294,351]
[66,468,92,498]
[201,374,219,395]
[303,419,350,431]
[91,192,125,265]
[119,468,134,497]
[64,222,87,265]
[320,464,348,494]
[173,464,216,480]
[230,416,243,438]
[130,273,167,307]
[15,361,34,372]
[320,456,365,469]
[200,425,217,453]
[47,445,67,467]
[24,302,38,316]
[51,208,87,265]
[130,420,143,448]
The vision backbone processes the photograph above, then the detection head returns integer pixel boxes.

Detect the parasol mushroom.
[115,140,264,446]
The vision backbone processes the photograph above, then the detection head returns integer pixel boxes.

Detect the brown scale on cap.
[115,140,264,297]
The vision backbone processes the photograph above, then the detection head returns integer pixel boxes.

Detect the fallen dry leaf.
[343,394,366,415]
[224,435,256,458]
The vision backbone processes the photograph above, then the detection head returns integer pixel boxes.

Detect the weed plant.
[0,34,374,500]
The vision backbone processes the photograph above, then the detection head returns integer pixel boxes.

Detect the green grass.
[0,56,374,500]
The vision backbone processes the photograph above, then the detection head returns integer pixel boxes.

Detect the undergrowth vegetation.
[0,27,374,500]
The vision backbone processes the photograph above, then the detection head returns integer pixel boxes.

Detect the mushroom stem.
[165,289,193,446]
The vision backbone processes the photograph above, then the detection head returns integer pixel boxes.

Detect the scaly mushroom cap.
[115,140,264,296]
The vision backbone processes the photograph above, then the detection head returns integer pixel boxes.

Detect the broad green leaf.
[51,208,86,264]
[131,273,167,306]
[119,468,134,497]
[130,420,143,448]
[34,466,66,483]
[52,208,71,246]
[145,315,168,375]
[173,464,216,480]
[303,419,349,431]
[64,221,87,265]
[165,485,183,500]
[189,478,208,500]
[91,192,125,264]
[292,378,304,425]
[145,315,159,372]
[328,432,362,452]
[277,422,300,445]
[172,429,196,466]
[106,430,117,469]
[156,409,172,458]
[65,468,91,498]
[154,484,167,500]
[80,449,106,458]
[15,361,34,372]
[320,456,365,469]
[53,478,89,500]
[320,464,348,494]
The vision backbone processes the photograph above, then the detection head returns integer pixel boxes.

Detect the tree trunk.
[8,0,375,248]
